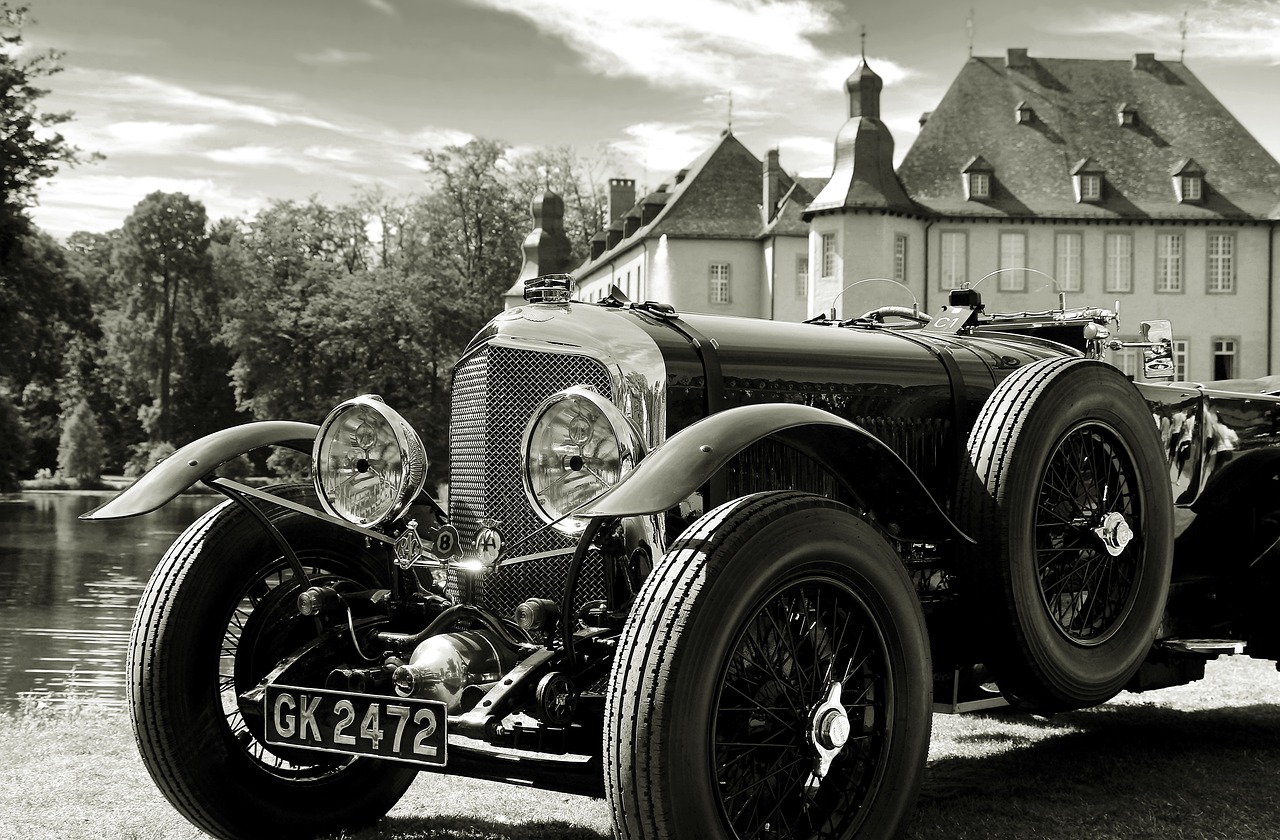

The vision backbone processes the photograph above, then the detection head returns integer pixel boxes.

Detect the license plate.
[263,684,448,767]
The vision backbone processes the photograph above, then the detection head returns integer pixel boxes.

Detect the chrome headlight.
[522,386,644,535]
[313,395,427,526]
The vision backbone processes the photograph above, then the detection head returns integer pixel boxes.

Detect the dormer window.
[1071,158,1104,203]
[1117,103,1137,126]
[1171,158,1206,204]
[1015,101,1034,124]
[962,155,994,201]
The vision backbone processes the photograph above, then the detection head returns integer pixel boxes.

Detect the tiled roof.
[576,131,800,275]
[898,53,1280,220]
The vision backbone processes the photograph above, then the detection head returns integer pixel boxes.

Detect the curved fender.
[579,403,971,544]
[80,421,319,520]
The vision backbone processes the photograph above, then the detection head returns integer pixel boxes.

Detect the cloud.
[74,121,218,157]
[62,68,343,131]
[296,48,375,66]
[363,0,398,16]
[1057,0,1280,63]
[458,0,912,111]
[29,173,267,236]
[610,122,720,176]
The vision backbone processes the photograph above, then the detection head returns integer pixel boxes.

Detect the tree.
[508,144,615,265]
[0,391,32,491]
[419,138,524,304]
[114,191,211,442]
[57,398,105,484]
[0,4,97,252]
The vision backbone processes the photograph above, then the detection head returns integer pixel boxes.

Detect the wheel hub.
[804,681,848,796]
[1092,511,1134,557]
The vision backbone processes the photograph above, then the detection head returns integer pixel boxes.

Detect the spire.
[805,49,914,218]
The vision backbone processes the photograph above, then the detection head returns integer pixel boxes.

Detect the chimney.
[1132,53,1158,72]
[1005,48,1029,70]
[763,148,783,223]
[608,178,636,223]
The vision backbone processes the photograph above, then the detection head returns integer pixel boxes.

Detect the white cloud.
[30,173,267,236]
[63,69,343,131]
[363,0,398,16]
[304,145,359,163]
[1057,1,1280,63]
[296,48,374,66]
[459,0,912,111]
[205,145,293,167]
[611,122,719,177]
[101,121,218,155]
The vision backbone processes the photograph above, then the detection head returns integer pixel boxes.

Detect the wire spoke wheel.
[1034,423,1141,645]
[714,578,890,840]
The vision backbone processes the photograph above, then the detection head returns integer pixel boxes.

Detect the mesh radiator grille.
[448,345,613,618]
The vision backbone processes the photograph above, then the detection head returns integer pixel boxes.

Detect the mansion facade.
[517,48,1280,382]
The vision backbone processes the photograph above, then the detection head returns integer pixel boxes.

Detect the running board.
[1156,638,1246,656]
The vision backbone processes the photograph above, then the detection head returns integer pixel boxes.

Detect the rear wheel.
[606,491,931,840]
[959,358,1173,711]
[128,483,418,840]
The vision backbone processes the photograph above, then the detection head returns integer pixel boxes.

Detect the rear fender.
[80,421,319,520]
[579,404,969,544]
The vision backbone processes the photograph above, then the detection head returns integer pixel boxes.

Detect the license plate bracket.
[263,684,448,767]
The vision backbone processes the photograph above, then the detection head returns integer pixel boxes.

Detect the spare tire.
[958,357,1173,712]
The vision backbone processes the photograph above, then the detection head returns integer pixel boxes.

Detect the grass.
[1,656,1275,839]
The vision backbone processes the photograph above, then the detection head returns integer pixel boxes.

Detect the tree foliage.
[113,192,212,443]
[56,398,105,483]
[0,3,96,251]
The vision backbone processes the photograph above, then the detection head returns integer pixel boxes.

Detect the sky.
[16,0,1280,238]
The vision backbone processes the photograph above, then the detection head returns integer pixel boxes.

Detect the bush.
[267,448,311,481]
[125,440,176,478]
[57,399,106,484]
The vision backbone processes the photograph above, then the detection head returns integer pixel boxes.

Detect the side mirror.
[1140,320,1175,381]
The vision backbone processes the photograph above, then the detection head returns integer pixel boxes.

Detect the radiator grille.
[448,345,613,618]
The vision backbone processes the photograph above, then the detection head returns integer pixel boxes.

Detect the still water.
[0,491,220,712]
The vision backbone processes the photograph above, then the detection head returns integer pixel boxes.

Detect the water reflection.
[0,491,220,712]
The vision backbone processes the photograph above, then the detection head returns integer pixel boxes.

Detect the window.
[1054,232,1082,292]
[1212,338,1237,380]
[967,172,990,200]
[1079,174,1102,201]
[1181,176,1202,202]
[940,231,967,289]
[1156,233,1183,293]
[709,262,731,304]
[796,256,809,297]
[893,234,908,283]
[999,231,1027,291]
[1207,233,1234,294]
[1111,346,1140,379]
[1172,339,1189,381]
[1105,233,1132,293]
[820,233,837,279]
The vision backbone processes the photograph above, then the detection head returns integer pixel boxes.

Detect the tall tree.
[419,138,524,305]
[114,192,211,442]
[0,3,96,252]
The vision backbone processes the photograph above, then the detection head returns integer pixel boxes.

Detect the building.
[532,48,1280,381]
[571,132,823,323]
[888,48,1280,381]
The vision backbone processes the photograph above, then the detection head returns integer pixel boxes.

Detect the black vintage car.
[85,274,1280,840]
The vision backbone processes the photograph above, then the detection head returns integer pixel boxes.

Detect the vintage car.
[84,272,1280,840]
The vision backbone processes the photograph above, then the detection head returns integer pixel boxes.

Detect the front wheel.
[128,483,418,840]
[605,492,932,840]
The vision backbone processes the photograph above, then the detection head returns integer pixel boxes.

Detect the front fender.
[80,421,319,520]
[579,404,970,544]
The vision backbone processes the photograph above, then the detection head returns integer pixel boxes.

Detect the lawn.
[1,656,1275,839]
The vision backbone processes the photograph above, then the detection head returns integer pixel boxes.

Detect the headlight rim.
[312,394,428,527]
[521,385,645,535]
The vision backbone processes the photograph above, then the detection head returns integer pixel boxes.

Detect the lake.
[0,490,220,712]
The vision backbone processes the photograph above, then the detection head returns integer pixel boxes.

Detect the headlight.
[522,386,644,535]
[313,395,427,526]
